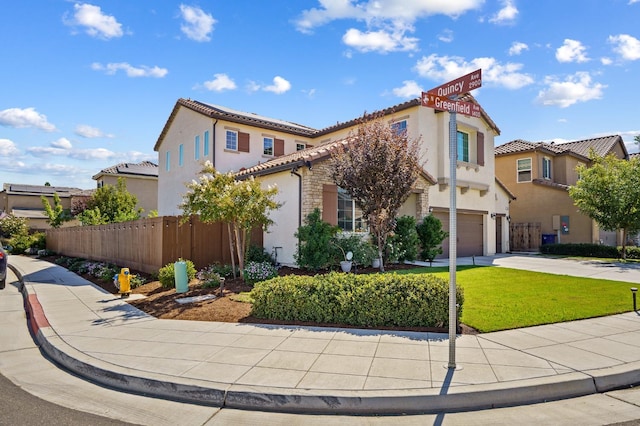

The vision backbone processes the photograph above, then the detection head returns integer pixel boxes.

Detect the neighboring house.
[92,161,159,217]
[154,96,508,266]
[495,135,628,249]
[0,183,85,231]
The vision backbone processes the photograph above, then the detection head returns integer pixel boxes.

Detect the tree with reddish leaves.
[331,112,423,271]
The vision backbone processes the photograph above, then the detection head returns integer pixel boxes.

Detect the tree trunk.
[233,224,244,277]
[227,222,237,278]
[622,228,628,260]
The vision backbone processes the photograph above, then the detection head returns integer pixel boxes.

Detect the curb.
[9,261,640,415]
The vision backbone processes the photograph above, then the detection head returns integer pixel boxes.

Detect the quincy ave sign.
[426,69,482,98]
[421,69,482,118]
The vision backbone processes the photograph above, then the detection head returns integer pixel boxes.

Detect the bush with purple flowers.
[243,261,278,285]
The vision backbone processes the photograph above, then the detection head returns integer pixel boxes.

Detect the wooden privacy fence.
[510,222,541,252]
[45,216,263,274]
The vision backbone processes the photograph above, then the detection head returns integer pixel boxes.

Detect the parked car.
[0,246,6,289]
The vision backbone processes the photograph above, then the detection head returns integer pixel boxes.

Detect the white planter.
[371,258,381,268]
[340,261,353,273]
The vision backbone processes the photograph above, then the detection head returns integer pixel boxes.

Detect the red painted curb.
[25,293,50,334]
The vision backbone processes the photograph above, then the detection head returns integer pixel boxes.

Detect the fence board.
[45,216,263,274]
[509,222,541,251]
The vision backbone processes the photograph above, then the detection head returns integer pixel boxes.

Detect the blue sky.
[2,1,640,189]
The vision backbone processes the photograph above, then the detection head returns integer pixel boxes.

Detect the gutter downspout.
[211,119,218,167]
[290,167,302,229]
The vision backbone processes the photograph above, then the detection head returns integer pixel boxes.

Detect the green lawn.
[395,266,635,332]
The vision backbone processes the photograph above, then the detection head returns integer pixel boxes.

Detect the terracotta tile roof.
[234,136,437,185]
[93,161,158,180]
[155,94,501,152]
[631,152,640,159]
[495,135,625,160]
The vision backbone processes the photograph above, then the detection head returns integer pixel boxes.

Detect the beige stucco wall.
[98,175,158,217]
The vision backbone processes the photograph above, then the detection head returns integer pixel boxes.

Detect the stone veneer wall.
[300,159,432,223]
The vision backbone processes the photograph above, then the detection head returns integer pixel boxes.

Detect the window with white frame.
[542,157,552,180]
[194,135,200,160]
[226,130,238,150]
[337,187,365,232]
[457,131,469,162]
[263,137,274,156]
[296,142,306,151]
[517,158,532,182]
[203,131,209,156]
[391,120,407,135]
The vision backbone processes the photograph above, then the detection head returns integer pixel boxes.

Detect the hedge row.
[540,243,640,259]
[250,272,463,328]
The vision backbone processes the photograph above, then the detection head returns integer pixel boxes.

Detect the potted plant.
[336,245,354,272]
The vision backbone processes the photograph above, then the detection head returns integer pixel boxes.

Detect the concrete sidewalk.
[7,254,640,414]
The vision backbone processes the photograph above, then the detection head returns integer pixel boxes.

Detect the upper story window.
[457,131,469,162]
[391,120,407,136]
[165,151,170,171]
[542,157,552,180]
[263,137,274,156]
[517,158,532,182]
[296,143,306,151]
[203,131,209,156]
[194,135,200,160]
[226,130,238,151]
[337,187,365,232]
[178,144,184,166]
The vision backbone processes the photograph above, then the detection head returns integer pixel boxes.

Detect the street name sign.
[421,93,481,118]
[426,69,482,97]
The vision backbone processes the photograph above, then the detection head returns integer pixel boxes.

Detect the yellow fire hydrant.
[116,268,132,298]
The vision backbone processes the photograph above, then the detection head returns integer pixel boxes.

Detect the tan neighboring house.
[495,135,628,250]
[154,96,511,266]
[0,184,86,231]
[92,161,158,217]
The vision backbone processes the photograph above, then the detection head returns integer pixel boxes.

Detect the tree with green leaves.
[331,111,422,271]
[41,193,72,228]
[295,208,340,271]
[180,161,280,278]
[416,214,449,266]
[569,153,640,259]
[77,178,142,225]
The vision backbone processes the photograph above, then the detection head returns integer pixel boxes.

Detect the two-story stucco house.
[495,135,628,250]
[154,96,512,266]
[92,161,159,217]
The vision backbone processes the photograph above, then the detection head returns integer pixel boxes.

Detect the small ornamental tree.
[331,111,422,271]
[569,152,640,259]
[41,192,72,228]
[180,161,280,279]
[77,178,142,225]
[416,214,448,266]
[295,208,340,271]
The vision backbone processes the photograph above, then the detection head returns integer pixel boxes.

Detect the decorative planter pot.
[340,261,353,273]
[371,258,381,269]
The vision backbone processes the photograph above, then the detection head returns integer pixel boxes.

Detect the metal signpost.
[422,69,482,369]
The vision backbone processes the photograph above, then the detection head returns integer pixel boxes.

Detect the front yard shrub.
[197,265,224,288]
[246,245,274,264]
[387,215,419,263]
[540,243,620,258]
[250,272,463,328]
[332,234,377,266]
[158,258,196,288]
[295,208,340,271]
[243,261,278,285]
[7,231,46,255]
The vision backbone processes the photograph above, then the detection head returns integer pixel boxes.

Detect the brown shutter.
[322,184,338,225]
[238,132,250,152]
[274,138,284,157]
[477,132,485,166]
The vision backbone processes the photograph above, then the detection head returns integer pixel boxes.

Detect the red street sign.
[426,69,482,97]
[421,93,481,118]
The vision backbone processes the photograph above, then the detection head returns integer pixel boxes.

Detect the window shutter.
[238,132,250,152]
[477,132,485,166]
[322,184,338,225]
[274,138,284,157]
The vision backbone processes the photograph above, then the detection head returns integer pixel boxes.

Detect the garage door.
[432,212,483,258]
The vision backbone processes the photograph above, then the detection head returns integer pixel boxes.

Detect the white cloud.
[0,107,56,132]
[414,54,534,90]
[556,39,589,63]
[179,4,216,42]
[51,138,73,149]
[601,57,613,65]
[203,73,237,92]
[536,72,606,108]
[490,0,518,24]
[246,81,261,93]
[91,62,168,78]
[608,34,640,60]
[75,124,113,138]
[264,76,291,94]
[0,139,20,156]
[342,28,418,53]
[508,41,528,56]
[629,0,640,4]
[392,80,422,98]
[438,29,454,43]
[65,3,123,39]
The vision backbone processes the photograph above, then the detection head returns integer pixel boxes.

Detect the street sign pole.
[448,99,458,369]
